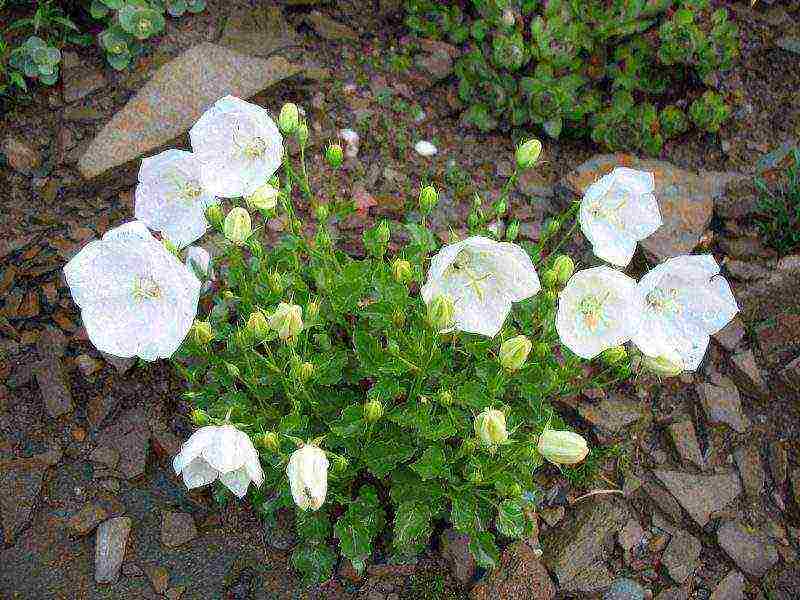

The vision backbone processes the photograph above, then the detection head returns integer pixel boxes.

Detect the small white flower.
[63,221,201,361]
[173,424,264,498]
[631,254,738,371]
[286,445,329,511]
[339,128,359,158]
[579,167,662,266]
[421,236,541,337]
[556,266,644,359]
[415,140,438,157]
[134,149,218,248]
[189,95,283,198]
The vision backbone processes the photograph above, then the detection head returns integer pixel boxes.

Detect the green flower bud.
[419,185,438,213]
[245,183,280,211]
[258,431,281,451]
[475,408,508,446]
[392,310,405,329]
[247,310,270,341]
[392,259,413,284]
[269,302,303,341]
[541,269,558,289]
[537,430,589,465]
[438,390,453,406]
[268,270,284,294]
[293,361,315,382]
[225,362,241,379]
[190,408,209,426]
[515,138,543,170]
[364,399,383,423]
[642,354,684,378]
[499,335,532,372]
[600,345,627,366]
[533,341,549,360]
[427,294,455,332]
[295,121,309,147]
[190,320,214,345]
[279,102,300,135]
[325,143,344,168]
[314,204,329,221]
[223,207,252,245]
[506,220,520,241]
[306,300,320,322]
[552,255,575,285]
[205,204,224,231]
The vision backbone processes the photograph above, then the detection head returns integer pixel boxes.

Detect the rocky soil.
[1,1,800,599]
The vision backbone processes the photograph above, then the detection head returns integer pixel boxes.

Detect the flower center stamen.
[132,275,161,301]
[646,287,681,316]
[577,294,608,334]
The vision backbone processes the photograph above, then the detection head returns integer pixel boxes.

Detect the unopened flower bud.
[499,335,532,371]
[506,220,520,241]
[541,269,558,289]
[419,185,438,213]
[537,430,589,465]
[247,310,270,342]
[392,310,405,329]
[364,399,383,423]
[438,390,453,405]
[246,183,280,211]
[552,255,575,284]
[191,320,214,345]
[269,302,303,340]
[258,431,281,452]
[223,207,252,245]
[314,204,329,221]
[475,408,508,446]
[279,102,300,135]
[325,143,344,168]
[190,408,209,426]
[516,138,542,170]
[306,300,320,322]
[268,270,283,294]
[392,259,413,284]
[601,345,627,365]
[295,121,309,147]
[294,361,315,382]
[287,445,328,511]
[205,204,224,231]
[642,354,683,378]
[427,294,455,332]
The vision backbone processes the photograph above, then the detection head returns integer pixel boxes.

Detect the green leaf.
[362,440,415,478]
[334,516,371,569]
[90,0,110,19]
[410,445,450,480]
[543,116,563,138]
[393,501,432,550]
[450,493,479,534]
[100,0,125,8]
[496,499,526,539]
[296,509,331,543]
[469,531,500,570]
[329,405,364,438]
[291,545,336,586]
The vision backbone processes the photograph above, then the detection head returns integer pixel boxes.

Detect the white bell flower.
[173,424,264,498]
[631,254,738,371]
[556,266,644,359]
[63,221,201,361]
[286,445,329,511]
[421,236,541,337]
[134,149,218,248]
[579,167,662,266]
[189,95,283,198]
[414,140,438,157]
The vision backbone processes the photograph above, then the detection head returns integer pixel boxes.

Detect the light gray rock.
[653,469,742,527]
[697,378,750,433]
[95,517,132,584]
[717,520,778,578]
[662,530,701,583]
[710,570,745,600]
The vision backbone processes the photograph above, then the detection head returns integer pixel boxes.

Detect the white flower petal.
[287,445,328,511]
[201,425,245,473]
[174,425,220,473]
[414,140,438,157]
[181,457,219,490]
[220,466,252,498]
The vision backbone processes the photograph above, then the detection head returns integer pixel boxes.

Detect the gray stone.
[304,12,359,41]
[578,395,645,437]
[618,519,644,551]
[90,446,120,470]
[79,43,301,179]
[653,470,742,527]
[219,5,298,58]
[763,565,800,600]
[643,482,684,523]
[62,66,106,104]
[661,529,701,583]
[32,358,73,418]
[95,517,132,584]
[697,378,750,433]
[732,445,765,498]
[603,578,645,600]
[717,520,778,578]
[710,570,745,600]
[729,350,768,399]
[97,408,149,480]
[0,458,46,544]
[655,588,688,600]
[471,540,555,600]
[712,317,746,352]
[769,441,788,486]
[161,511,197,548]
[738,258,800,323]
[440,529,475,585]
[415,50,453,82]
[668,420,705,469]
[67,502,109,536]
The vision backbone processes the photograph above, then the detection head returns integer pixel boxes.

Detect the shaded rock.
[36,325,67,361]
[540,505,565,527]
[697,378,750,433]
[161,511,197,548]
[780,355,800,391]
[0,458,46,544]
[3,135,42,174]
[578,395,645,437]
[95,516,132,584]
[738,260,800,324]
[719,236,776,260]
[219,5,298,58]
[101,352,136,375]
[470,540,555,600]
[668,420,705,469]
[264,508,297,550]
[541,498,628,593]
[653,470,742,527]
[716,176,761,219]
[32,358,73,418]
[662,529,701,583]
[67,502,109,536]
[729,350,768,399]
[440,529,475,585]
[304,12,359,42]
[642,482,684,523]
[756,311,800,367]
[655,588,688,600]
[732,445,765,497]
[618,519,644,552]
[717,520,778,578]
[712,317,746,352]
[763,565,800,600]
[90,446,120,470]
[97,408,149,480]
[790,469,800,509]
[724,259,773,281]
[415,50,453,82]
[564,154,738,261]
[62,65,106,104]
[79,43,301,179]
[710,570,745,600]
[603,578,645,600]
[146,565,170,594]
[769,441,788,486]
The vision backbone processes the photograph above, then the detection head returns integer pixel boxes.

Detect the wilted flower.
[414,140,438,157]
[499,335,532,371]
[555,266,644,359]
[245,183,280,211]
[537,429,589,465]
[475,409,508,446]
[134,149,218,248]
[287,445,329,511]
[269,302,303,340]
[421,236,541,337]
[63,221,201,361]
[579,167,662,267]
[173,424,264,498]
[631,254,738,371]
[223,207,252,245]
[189,95,283,198]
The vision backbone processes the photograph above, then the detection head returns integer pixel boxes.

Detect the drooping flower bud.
[279,102,300,135]
[269,302,303,340]
[438,390,453,405]
[258,431,280,452]
[364,399,383,423]
[223,207,252,245]
[392,310,405,329]
[190,408,209,426]
[306,300,320,322]
[325,143,344,168]
[427,294,455,332]
[419,185,438,213]
[515,138,543,170]
[245,183,280,211]
[541,269,558,289]
[600,345,627,365]
[191,320,214,345]
[537,430,589,465]
[474,408,508,446]
[499,335,532,371]
[392,259,413,284]
[552,255,575,285]
[295,121,309,147]
[205,204,224,231]
[247,310,270,342]
[287,445,329,511]
[293,361,315,382]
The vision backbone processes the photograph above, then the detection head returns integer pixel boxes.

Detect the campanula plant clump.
[63,95,739,584]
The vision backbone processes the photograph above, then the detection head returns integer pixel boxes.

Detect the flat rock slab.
[161,511,197,548]
[710,570,745,600]
[564,154,739,261]
[79,43,302,179]
[219,5,298,58]
[653,470,741,527]
[471,540,555,600]
[96,408,150,480]
[95,517,132,584]
[33,358,73,418]
[697,378,750,433]
[717,520,778,578]
[0,458,47,544]
[577,395,645,436]
[662,529,701,583]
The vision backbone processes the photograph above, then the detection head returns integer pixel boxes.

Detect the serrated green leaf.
[496,499,526,539]
[362,440,415,478]
[469,531,500,569]
[393,501,432,550]
[410,445,450,480]
[291,545,336,586]
[334,516,371,568]
[296,509,331,543]
[329,405,364,437]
